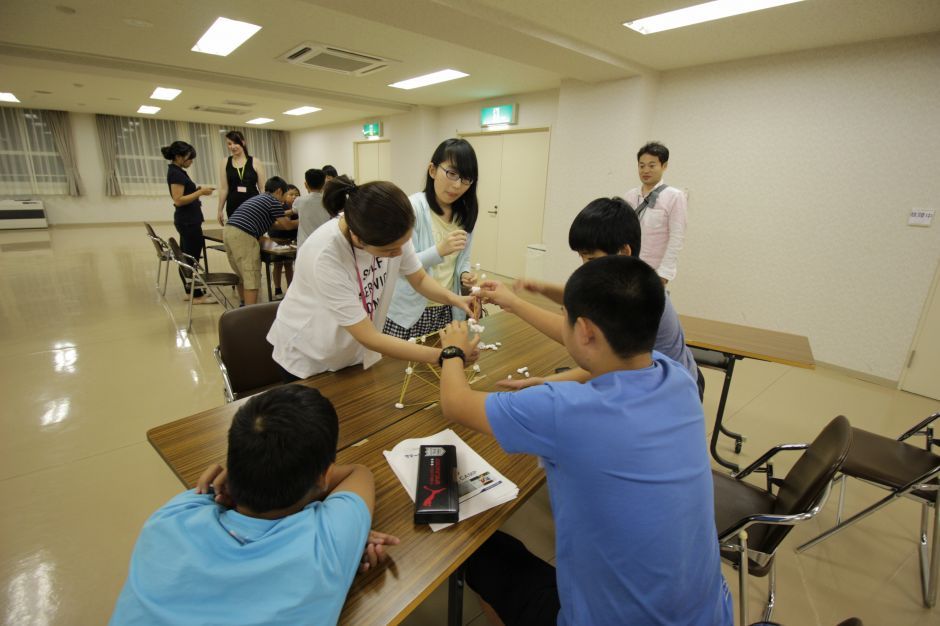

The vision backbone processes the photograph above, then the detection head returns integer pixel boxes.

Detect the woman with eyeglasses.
[384,138,480,339]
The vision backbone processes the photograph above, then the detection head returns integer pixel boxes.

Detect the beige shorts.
[223,225,261,290]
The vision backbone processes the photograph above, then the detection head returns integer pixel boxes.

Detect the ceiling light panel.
[246,117,274,125]
[150,87,181,101]
[283,106,322,116]
[191,17,261,56]
[624,0,805,35]
[389,69,468,90]
[137,105,161,115]
[0,92,20,102]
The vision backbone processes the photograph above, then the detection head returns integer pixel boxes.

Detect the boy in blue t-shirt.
[111,386,397,626]
[438,255,733,625]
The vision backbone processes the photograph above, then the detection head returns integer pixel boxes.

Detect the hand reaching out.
[358,530,401,574]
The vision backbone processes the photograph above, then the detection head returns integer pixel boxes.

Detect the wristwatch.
[438,346,467,367]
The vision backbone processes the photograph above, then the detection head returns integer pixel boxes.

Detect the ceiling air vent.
[190,105,248,115]
[281,43,396,76]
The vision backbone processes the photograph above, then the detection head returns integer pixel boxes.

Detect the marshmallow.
[408,337,417,343]
[472,364,481,372]
[516,367,528,374]
[394,403,404,409]
[495,342,502,346]
[405,366,414,375]
[481,274,487,279]
[471,286,481,295]
[525,372,530,378]
[507,374,512,379]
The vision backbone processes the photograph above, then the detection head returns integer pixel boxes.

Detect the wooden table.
[148,312,571,624]
[679,315,815,471]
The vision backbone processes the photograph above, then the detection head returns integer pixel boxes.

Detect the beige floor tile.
[0,442,183,626]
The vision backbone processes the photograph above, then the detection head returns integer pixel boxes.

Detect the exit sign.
[480,104,517,127]
[362,122,382,137]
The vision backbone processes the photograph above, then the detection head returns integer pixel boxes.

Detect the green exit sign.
[362,122,382,137]
[480,104,517,127]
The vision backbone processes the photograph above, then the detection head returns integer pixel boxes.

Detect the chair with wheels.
[714,415,852,623]
[166,237,240,330]
[214,301,283,402]
[144,222,172,296]
[796,411,940,607]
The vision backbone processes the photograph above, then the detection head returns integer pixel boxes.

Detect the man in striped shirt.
[224,176,297,305]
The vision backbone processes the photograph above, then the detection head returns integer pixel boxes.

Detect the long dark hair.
[323,175,415,246]
[225,130,250,157]
[424,138,478,232]
[160,141,195,161]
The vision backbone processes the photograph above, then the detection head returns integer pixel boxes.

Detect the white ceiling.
[0,0,938,130]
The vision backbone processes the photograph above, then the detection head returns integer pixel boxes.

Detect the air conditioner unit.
[281,43,396,76]
[0,199,48,230]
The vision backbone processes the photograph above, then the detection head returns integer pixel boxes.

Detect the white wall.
[288,90,560,195]
[651,34,940,381]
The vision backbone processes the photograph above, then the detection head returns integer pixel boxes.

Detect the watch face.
[442,346,462,358]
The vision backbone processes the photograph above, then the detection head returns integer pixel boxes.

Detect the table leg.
[264,258,273,303]
[709,355,741,472]
[447,564,465,626]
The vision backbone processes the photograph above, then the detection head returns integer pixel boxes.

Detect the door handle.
[488,205,498,215]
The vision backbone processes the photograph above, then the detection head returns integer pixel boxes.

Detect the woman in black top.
[216,130,265,225]
[162,141,215,303]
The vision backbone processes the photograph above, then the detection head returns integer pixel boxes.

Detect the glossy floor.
[1,224,938,626]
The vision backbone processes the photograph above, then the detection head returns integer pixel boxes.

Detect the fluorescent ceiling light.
[137,105,161,115]
[246,117,273,125]
[150,87,182,101]
[0,92,20,103]
[389,69,468,90]
[283,105,321,116]
[191,17,261,56]
[624,0,805,35]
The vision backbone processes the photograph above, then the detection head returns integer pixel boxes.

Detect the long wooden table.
[680,314,815,471]
[148,312,571,624]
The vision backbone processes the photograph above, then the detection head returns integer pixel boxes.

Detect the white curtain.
[0,107,70,196]
[46,110,83,196]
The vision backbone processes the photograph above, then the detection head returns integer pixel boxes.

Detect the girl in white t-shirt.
[267,175,477,380]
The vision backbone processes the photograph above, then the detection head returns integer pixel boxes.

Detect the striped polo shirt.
[227,193,285,239]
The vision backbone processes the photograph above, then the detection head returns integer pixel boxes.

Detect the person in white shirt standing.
[625,142,687,284]
[267,175,477,382]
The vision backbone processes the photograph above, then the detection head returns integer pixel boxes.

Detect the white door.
[901,260,940,400]
[355,141,391,183]
[464,134,503,272]
[496,131,549,278]
[463,130,549,278]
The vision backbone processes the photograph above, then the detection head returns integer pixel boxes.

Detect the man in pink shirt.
[625,142,687,284]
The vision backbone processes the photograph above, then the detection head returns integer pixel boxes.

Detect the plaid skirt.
[383,305,453,340]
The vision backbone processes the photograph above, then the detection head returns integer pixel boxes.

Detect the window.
[0,107,69,195]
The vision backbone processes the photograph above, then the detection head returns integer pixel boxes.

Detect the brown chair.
[144,222,172,296]
[714,415,852,623]
[214,301,283,402]
[797,411,940,607]
[167,237,240,330]
[691,346,745,471]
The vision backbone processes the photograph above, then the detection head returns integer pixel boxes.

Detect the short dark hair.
[304,168,326,190]
[424,138,479,232]
[160,141,195,161]
[286,184,300,193]
[226,385,339,513]
[322,175,415,246]
[568,197,641,257]
[563,255,664,359]
[637,142,669,165]
[264,176,289,194]
[322,165,338,177]
[225,131,249,157]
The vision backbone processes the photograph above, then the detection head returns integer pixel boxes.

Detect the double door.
[464,130,549,278]
[354,140,391,183]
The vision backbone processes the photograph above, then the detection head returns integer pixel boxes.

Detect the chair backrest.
[217,301,282,398]
[167,237,198,271]
[762,415,852,551]
[145,223,169,258]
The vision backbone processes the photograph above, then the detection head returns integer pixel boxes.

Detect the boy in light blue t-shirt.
[110,385,397,626]
[438,255,733,625]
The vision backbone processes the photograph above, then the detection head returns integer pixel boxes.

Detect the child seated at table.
[437,256,733,625]
[110,385,389,626]
[481,196,703,399]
